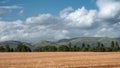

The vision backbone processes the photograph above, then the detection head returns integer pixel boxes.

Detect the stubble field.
[0,52,120,68]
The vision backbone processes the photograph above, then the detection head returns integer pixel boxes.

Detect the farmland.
[0,52,120,68]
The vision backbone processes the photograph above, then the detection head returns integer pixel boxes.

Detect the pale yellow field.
[0,52,120,68]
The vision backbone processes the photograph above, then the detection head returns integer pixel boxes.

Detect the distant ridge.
[32,37,120,48]
[0,37,120,50]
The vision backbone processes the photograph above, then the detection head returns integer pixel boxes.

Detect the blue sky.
[0,0,120,42]
[0,0,97,21]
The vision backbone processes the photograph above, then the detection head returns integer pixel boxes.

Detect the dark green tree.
[100,44,105,52]
[0,46,5,52]
[112,41,119,51]
[5,44,11,52]
[10,48,14,52]
[80,43,87,51]
[73,45,77,51]
[41,45,57,52]
[33,47,43,52]
[15,43,31,52]
[58,45,69,51]
[86,44,92,51]
[116,41,119,47]
[92,42,100,52]
[68,42,72,51]
[105,47,112,52]
[111,41,115,48]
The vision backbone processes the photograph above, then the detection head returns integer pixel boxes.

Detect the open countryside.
[0,0,120,68]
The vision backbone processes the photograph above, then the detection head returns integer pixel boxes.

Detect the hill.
[32,37,120,48]
[0,37,120,49]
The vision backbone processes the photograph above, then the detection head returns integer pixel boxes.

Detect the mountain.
[31,40,57,48]
[32,37,120,48]
[0,37,120,49]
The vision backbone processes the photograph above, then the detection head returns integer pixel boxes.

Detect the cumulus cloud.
[97,0,120,24]
[26,14,57,25]
[97,0,120,18]
[61,7,97,28]
[0,0,120,42]
[0,17,68,41]
[60,7,73,18]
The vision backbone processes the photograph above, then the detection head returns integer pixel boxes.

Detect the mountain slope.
[32,37,120,47]
[0,37,120,49]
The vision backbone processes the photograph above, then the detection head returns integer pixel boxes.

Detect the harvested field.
[0,52,120,68]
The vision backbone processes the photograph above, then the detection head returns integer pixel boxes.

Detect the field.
[0,52,120,68]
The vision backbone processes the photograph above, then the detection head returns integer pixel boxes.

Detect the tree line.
[0,43,31,52]
[0,41,120,52]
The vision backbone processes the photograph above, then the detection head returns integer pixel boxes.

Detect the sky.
[0,0,120,42]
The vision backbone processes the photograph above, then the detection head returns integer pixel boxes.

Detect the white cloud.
[0,0,120,42]
[61,7,97,28]
[97,0,120,18]
[97,0,120,24]
[54,30,69,40]
[60,7,73,18]
[26,14,55,25]
[0,18,68,42]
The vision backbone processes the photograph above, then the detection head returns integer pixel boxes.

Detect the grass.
[0,52,120,68]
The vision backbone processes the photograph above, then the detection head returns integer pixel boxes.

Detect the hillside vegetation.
[0,38,120,52]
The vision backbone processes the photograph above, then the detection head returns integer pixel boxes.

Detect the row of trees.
[0,43,31,52]
[34,41,120,52]
[0,41,120,52]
